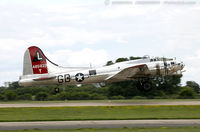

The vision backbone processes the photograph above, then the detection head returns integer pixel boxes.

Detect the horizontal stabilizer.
[33,76,56,81]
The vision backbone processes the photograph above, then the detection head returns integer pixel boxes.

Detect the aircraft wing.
[106,64,150,82]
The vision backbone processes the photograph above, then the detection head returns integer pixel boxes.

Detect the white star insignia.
[75,73,84,82]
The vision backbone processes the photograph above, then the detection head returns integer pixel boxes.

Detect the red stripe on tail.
[28,46,48,74]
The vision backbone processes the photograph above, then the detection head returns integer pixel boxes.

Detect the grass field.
[0,127,200,132]
[0,99,200,104]
[0,105,200,122]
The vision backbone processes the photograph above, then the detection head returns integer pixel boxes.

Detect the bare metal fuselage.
[19,58,184,86]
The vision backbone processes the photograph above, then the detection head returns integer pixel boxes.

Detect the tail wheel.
[55,88,59,93]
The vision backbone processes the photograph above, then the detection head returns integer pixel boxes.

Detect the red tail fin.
[28,46,48,74]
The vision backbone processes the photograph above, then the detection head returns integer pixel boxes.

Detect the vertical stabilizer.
[23,46,48,75]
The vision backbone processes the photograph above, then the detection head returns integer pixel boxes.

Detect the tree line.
[0,56,199,101]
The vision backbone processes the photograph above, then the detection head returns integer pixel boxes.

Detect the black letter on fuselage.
[58,75,64,83]
[64,74,70,82]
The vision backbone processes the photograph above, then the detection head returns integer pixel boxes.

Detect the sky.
[0,0,200,86]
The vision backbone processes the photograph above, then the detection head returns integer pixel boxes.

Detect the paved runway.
[0,120,200,130]
[0,100,200,108]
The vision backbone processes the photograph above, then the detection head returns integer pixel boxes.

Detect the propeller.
[163,57,168,76]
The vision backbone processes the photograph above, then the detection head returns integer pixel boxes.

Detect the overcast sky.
[0,0,200,86]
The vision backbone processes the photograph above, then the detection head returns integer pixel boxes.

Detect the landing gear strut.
[137,79,152,92]
[55,87,60,93]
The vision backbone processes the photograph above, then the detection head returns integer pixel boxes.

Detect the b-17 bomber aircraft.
[19,46,185,91]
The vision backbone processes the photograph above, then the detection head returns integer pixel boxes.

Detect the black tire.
[142,82,152,91]
[137,81,152,92]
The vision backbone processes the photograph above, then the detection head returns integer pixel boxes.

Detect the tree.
[56,92,68,100]
[106,61,114,66]
[70,92,90,100]
[157,75,182,95]
[0,94,5,100]
[89,93,107,100]
[35,92,49,101]
[186,81,200,93]
[17,94,32,100]
[16,88,33,96]
[178,86,196,99]
[5,91,17,100]
[129,56,141,60]
[0,87,6,95]
[8,81,20,90]
[115,57,128,63]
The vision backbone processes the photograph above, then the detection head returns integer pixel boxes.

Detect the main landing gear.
[55,87,60,93]
[137,79,152,92]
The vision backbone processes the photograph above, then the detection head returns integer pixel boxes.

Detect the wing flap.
[106,64,150,82]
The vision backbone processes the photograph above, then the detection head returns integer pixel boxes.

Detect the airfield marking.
[0,119,200,130]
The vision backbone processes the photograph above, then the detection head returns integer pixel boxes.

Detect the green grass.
[0,99,200,104]
[0,105,200,122]
[0,127,200,132]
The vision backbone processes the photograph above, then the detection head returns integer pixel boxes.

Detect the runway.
[0,100,200,108]
[0,120,200,130]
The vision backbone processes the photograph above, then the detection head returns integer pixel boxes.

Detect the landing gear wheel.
[155,77,165,90]
[142,82,152,91]
[137,80,152,92]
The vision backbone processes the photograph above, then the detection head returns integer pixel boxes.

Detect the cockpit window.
[89,70,96,75]
[150,57,174,62]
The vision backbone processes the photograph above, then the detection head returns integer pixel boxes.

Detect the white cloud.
[0,0,199,86]
[67,48,109,67]
[0,39,27,64]
[101,6,161,18]
[0,71,21,86]
[182,49,200,84]
[186,49,200,61]
[46,48,109,67]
